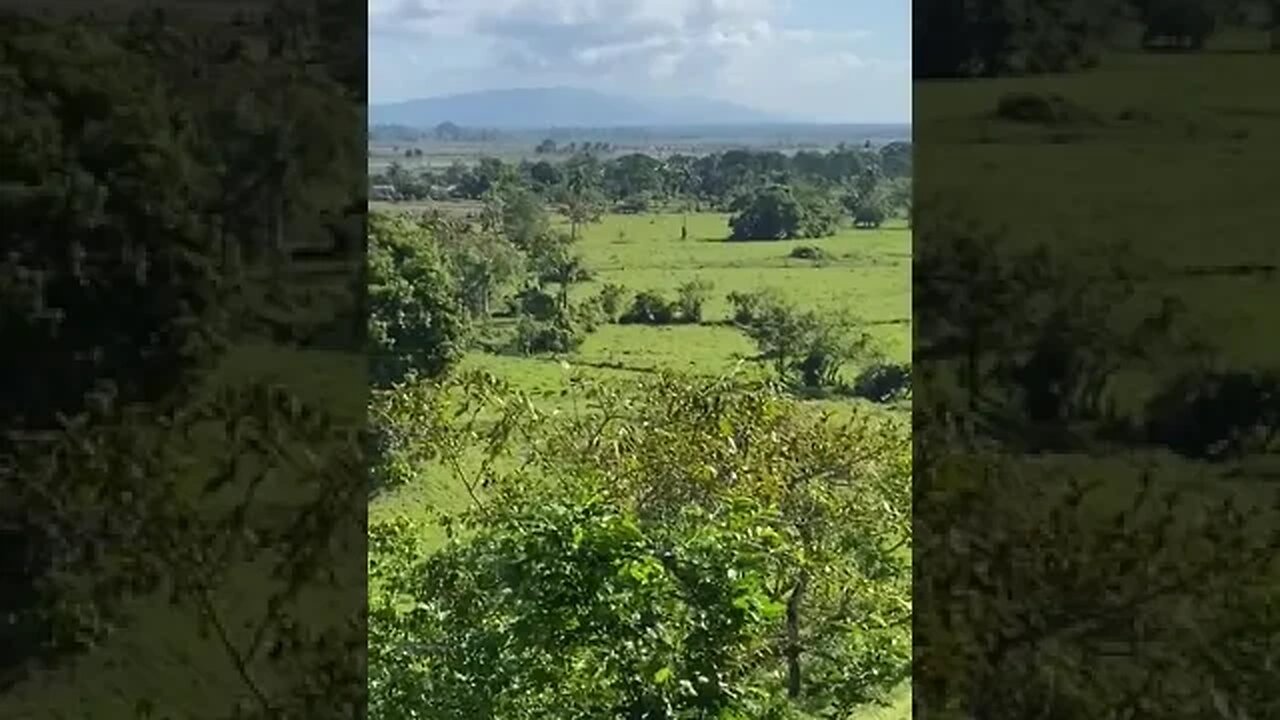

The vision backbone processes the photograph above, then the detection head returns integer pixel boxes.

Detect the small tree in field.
[730,290,873,389]
[676,278,714,323]
[597,282,629,322]
[729,185,805,241]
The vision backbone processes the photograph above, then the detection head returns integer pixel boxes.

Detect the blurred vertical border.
[913,1,1280,717]
[0,1,367,717]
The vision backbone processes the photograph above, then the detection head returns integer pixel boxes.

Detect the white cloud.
[368,0,909,122]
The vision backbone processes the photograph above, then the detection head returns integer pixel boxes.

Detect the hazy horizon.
[369,1,911,125]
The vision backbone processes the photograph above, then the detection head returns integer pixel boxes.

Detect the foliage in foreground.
[369,371,912,719]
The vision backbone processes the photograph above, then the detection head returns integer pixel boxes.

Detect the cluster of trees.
[535,138,615,155]
[373,145,910,245]
[369,370,911,719]
[372,143,911,215]
[728,289,911,400]
[368,181,609,383]
[915,0,1280,78]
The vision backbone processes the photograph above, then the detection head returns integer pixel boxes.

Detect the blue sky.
[369,1,910,124]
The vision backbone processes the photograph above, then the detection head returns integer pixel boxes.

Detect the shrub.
[597,283,629,322]
[620,290,679,325]
[994,92,1096,125]
[727,288,787,327]
[510,313,582,355]
[851,362,913,403]
[731,291,873,389]
[789,245,830,261]
[1143,370,1280,460]
[514,286,559,321]
[853,205,886,229]
[675,279,713,324]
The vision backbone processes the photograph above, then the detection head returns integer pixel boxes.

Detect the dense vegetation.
[915,0,1280,78]
[366,78,913,720]
[369,371,911,719]
[371,143,912,229]
[1,4,365,717]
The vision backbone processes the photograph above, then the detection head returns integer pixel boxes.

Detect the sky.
[368,1,911,124]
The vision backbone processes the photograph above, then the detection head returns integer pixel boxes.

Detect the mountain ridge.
[368,87,794,129]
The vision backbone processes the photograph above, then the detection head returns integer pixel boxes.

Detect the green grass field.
[917,49,1280,370]
[482,211,912,393]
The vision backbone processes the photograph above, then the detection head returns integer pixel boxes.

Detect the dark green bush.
[789,245,830,261]
[851,362,913,403]
[620,290,679,325]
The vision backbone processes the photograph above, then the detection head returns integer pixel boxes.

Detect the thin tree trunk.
[786,575,807,698]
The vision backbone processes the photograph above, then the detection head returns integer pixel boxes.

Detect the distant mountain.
[368,87,790,129]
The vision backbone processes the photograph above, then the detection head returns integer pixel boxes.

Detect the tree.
[434,121,462,141]
[729,185,804,241]
[497,184,550,249]
[527,159,563,194]
[730,292,874,389]
[884,177,913,221]
[443,223,525,318]
[914,0,1115,77]
[676,279,714,324]
[729,184,840,242]
[368,212,467,386]
[534,138,557,154]
[605,153,664,203]
[526,231,588,311]
[878,141,913,178]
[560,181,606,241]
[368,371,911,719]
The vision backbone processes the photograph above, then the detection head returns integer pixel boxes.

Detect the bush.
[1143,370,1280,460]
[853,205,886,229]
[730,290,874,389]
[675,279,713,324]
[620,290,679,325]
[597,283,629,322]
[513,286,559,321]
[789,245,830,261]
[510,313,582,355]
[994,92,1097,125]
[727,288,786,327]
[851,362,912,403]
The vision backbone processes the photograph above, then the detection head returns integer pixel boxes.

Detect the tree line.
[372,143,912,216]
[915,0,1280,78]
